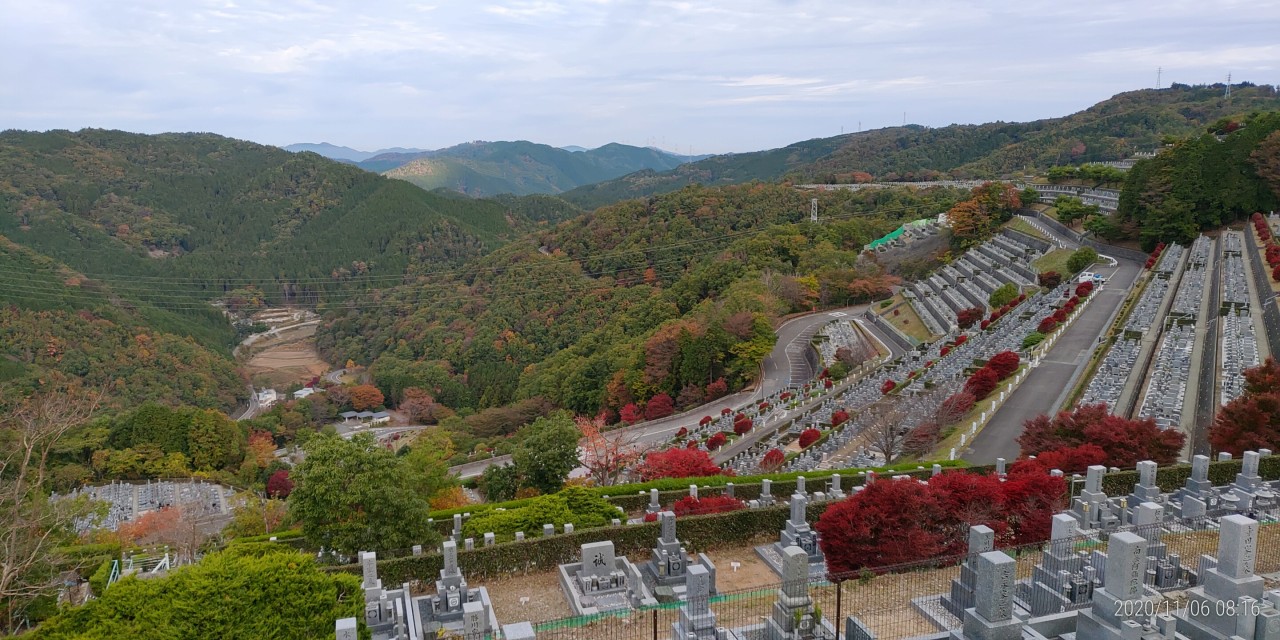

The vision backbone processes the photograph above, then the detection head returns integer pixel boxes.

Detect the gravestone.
[1129,460,1162,505]
[1175,515,1280,640]
[647,488,662,514]
[942,525,996,617]
[1021,513,1092,616]
[670,564,718,640]
[502,622,537,640]
[558,540,657,616]
[335,617,358,640]
[484,533,494,547]
[1071,465,1119,529]
[1074,532,1150,640]
[760,479,775,506]
[544,524,555,537]
[452,514,462,541]
[643,510,718,599]
[951,551,1021,640]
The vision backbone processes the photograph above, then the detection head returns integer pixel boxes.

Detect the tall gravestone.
[1071,465,1119,530]
[1175,515,1280,640]
[670,565,718,640]
[950,551,1021,640]
[1020,514,1093,616]
[643,511,717,600]
[1074,532,1151,640]
[942,525,995,618]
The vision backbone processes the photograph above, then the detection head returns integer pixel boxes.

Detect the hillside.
[376,141,701,197]
[0,129,544,407]
[315,182,968,436]
[564,84,1280,209]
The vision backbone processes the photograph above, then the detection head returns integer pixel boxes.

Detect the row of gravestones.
[864,514,1280,640]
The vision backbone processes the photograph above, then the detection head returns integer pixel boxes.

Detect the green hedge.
[1092,456,1280,497]
[227,528,307,545]
[88,558,114,597]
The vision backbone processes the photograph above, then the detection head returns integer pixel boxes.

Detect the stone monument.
[642,511,718,601]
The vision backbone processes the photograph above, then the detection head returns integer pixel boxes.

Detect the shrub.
[706,433,727,450]
[798,428,822,448]
[1036,317,1058,334]
[989,283,1019,308]
[980,319,991,330]
[676,427,688,438]
[1075,281,1094,297]
[759,449,786,472]
[644,394,676,420]
[635,447,725,481]
[880,379,896,394]
[1018,403,1184,466]
[733,419,752,436]
[955,335,968,345]
[831,409,849,427]
[964,367,999,400]
[987,351,1020,380]
[672,495,746,517]
[1066,247,1099,273]
[956,307,984,329]
[1022,332,1046,349]
[699,416,713,427]
[1037,271,1062,288]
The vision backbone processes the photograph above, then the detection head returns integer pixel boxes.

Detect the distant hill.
[0,129,547,406]
[283,142,428,162]
[563,84,1280,209]
[372,141,705,197]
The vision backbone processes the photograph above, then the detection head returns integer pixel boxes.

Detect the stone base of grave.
[414,586,499,637]
[754,543,828,581]
[640,552,718,602]
[725,618,839,640]
[911,594,964,631]
[557,559,657,616]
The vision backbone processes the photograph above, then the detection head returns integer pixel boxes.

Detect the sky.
[2,0,1278,155]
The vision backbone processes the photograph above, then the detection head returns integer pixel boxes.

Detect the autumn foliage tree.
[964,367,999,400]
[266,469,294,498]
[817,468,1065,573]
[1008,443,1107,475]
[1038,271,1062,288]
[986,351,1020,380]
[956,307,984,329]
[619,403,642,424]
[759,448,785,473]
[634,447,726,481]
[1018,403,1185,467]
[578,414,643,486]
[1211,357,1280,454]
[644,393,676,420]
[349,384,385,411]
[706,433,727,450]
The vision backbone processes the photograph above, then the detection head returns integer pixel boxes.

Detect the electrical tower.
[810,198,819,223]
[1156,67,1162,89]
[1225,73,1232,99]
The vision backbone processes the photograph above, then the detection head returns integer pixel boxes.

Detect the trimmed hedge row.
[427,461,970,536]
[1092,456,1280,497]
[331,502,809,584]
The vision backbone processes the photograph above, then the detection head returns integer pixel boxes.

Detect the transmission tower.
[810,198,819,223]
[1225,73,1232,99]
[1156,67,1162,89]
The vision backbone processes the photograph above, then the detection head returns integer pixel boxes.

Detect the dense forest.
[1113,111,1280,249]
[316,183,967,426]
[563,85,1280,209]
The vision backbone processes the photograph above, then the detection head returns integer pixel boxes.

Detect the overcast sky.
[2,0,1278,154]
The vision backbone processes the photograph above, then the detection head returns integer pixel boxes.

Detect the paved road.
[447,305,888,479]
[232,384,259,421]
[964,258,1143,464]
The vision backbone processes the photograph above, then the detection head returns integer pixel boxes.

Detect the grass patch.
[877,293,937,342]
[1005,217,1049,241]
[1034,248,1076,277]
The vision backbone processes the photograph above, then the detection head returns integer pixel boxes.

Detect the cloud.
[1,0,1278,153]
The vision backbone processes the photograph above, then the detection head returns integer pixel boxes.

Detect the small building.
[339,411,359,422]
[370,411,391,426]
[257,389,278,408]
[356,411,375,422]
[293,387,321,400]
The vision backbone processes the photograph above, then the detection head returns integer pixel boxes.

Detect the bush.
[964,367,999,400]
[880,379,896,395]
[831,409,849,427]
[956,307,983,329]
[798,428,822,448]
[1037,271,1062,288]
[634,447,725,481]
[1022,332,1046,349]
[699,416,713,427]
[463,487,618,541]
[733,419,751,436]
[1075,281,1094,297]
[706,433,727,450]
[987,351,1020,380]
[672,495,746,517]
[1018,403,1185,467]
[759,449,786,472]
[1036,317,1058,334]
[989,283,1019,308]
[1066,247,1098,273]
[644,394,676,420]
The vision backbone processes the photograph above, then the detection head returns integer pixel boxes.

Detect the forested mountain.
[1112,111,1280,249]
[0,129,546,409]
[375,141,702,197]
[282,142,427,162]
[565,84,1280,209]
[316,183,967,429]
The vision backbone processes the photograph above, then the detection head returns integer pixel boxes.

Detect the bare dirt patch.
[241,323,329,388]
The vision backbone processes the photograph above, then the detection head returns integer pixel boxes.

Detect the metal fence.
[494,515,1277,640]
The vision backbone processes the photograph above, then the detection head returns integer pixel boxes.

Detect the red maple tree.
[1211,357,1280,454]
[987,351,1020,380]
[798,428,822,448]
[634,447,726,481]
[672,495,746,517]
[1018,403,1184,466]
[759,448,785,472]
[964,367,999,400]
[645,393,676,420]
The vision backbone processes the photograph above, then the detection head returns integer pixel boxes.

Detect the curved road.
[448,304,894,479]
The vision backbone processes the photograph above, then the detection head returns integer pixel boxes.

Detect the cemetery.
[332,452,1280,639]
[56,479,235,534]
